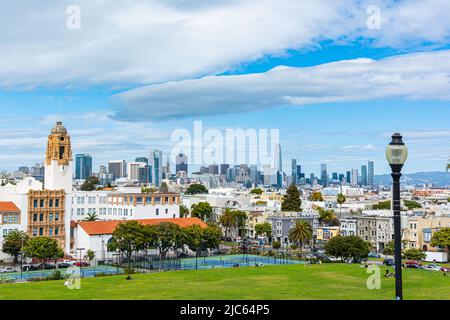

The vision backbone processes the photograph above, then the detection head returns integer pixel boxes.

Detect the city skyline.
[1,1,450,174]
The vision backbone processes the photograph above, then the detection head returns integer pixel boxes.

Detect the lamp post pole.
[391,165,403,300]
[386,133,408,301]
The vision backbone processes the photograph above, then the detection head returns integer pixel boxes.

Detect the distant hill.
[374,171,450,187]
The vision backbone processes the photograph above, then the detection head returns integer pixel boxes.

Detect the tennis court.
[0,265,123,281]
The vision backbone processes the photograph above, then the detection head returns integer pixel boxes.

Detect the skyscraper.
[291,159,297,185]
[274,143,282,173]
[175,153,188,174]
[360,165,368,186]
[127,162,146,181]
[351,168,359,186]
[346,171,351,184]
[220,164,230,175]
[135,157,148,165]
[368,160,374,186]
[208,164,219,174]
[108,160,127,181]
[149,149,163,187]
[320,164,328,187]
[75,153,92,180]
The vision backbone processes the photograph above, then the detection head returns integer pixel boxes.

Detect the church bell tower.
[44,121,73,192]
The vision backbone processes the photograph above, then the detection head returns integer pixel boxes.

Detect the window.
[165,197,169,203]
[156,208,159,216]
[33,214,38,222]
[40,199,45,207]
[55,199,60,207]
[39,213,44,222]
[172,197,176,203]
[39,228,44,236]
[49,199,54,207]
[155,197,161,203]
[55,227,59,236]
[49,213,53,222]
[33,200,38,208]
[55,213,60,221]
[146,197,152,203]
[136,197,143,204]
[13,214,18,223]
[32,228,37,236]
[165,208,168,214]
[49,227,53,236]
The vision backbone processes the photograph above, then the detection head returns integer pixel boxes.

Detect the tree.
[281,184,302,211]
[180,204,189,218]
[191,202,213,221]
[202,224,222,251]
[383,240,407,256]
[142,186,157,193]
[22,237,64,269]
[233,210,247,237]
[254,222,272,239]
[309,191,323,202]
[219,208,237,240]
[107,221,145,265]
[155,222,182,259]
[431,227,450,252]
[403,248,426,261]
[250,188,263,195]
[185,184,208,195]
[403,200,422,210]
[160,182,169,192]
[85,249,95,262]
[2,230,29,264]
[84,212,98,221]
[288,220,312,251]
[317,207,337,226]
[80,176,100,191]
[183,224,204,268]
[336,193,346,215]
[372,200,391,210]
[325,236,371,262]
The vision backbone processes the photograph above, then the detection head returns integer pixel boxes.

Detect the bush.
[124,267,136,275]
[47,270,63,280]
[272,241,281,250]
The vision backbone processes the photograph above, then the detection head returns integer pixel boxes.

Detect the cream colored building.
[403,215,450,252]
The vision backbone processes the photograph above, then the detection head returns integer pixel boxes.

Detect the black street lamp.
[386,133,408,301]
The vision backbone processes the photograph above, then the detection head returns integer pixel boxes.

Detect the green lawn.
[0,264,448,300]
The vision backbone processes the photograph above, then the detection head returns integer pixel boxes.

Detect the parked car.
[405,260,422,268]
[440,266,449,272]
[22,264,39,272]
[57,262,71,269]
[0,267,17,273]
[424,264,442,271]
[368,252,381,258]
[383,258,395,266]
[74,261,90,267]
[62,260,76,265]
[37,263,56,270]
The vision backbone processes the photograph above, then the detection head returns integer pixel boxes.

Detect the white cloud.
[341,145,378,151]
[112,50,450,120]
[1,0,450,88]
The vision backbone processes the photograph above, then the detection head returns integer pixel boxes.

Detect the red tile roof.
[77,218,207,236]
[0,202,20,212]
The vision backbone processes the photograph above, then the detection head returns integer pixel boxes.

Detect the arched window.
[59,146,65,159]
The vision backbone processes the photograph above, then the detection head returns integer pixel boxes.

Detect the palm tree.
[84,212,99,221]
[219,209,237,240]
[2,230,29,264]
[336,193,346,217]
[288,220,312,252]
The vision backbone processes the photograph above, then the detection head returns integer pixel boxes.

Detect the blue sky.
[0,1,450,176]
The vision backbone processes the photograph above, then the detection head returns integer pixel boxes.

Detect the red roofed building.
[74,217,207,260]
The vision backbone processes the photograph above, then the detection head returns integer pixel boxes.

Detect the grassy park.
[0,263,448,300]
